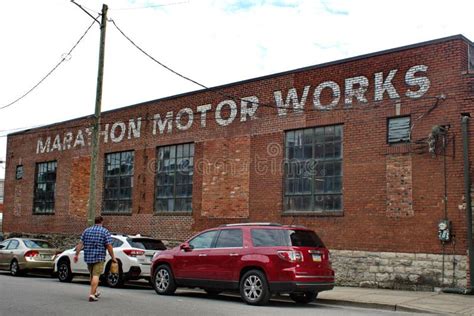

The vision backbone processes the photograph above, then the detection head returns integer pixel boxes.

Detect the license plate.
[41,255,52,260]
[311,254,321,262]
[146,255,153,263]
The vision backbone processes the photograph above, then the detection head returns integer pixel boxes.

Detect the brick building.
[3,35,474,289]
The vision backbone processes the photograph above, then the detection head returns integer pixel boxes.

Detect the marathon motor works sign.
[36,64,430,154]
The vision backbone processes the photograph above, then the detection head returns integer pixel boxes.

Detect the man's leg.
[90,275,100,296]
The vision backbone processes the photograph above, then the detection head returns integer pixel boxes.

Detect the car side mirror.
[0,245,4,249]
[180,242,192,252]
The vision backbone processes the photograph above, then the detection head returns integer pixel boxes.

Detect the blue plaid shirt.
[80,225,112,264]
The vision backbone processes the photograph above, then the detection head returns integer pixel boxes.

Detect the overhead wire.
[110,1,190,11]
[0,15,98,111]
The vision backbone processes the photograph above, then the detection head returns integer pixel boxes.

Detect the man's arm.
[73,241,83,263]
[106,244,117,263]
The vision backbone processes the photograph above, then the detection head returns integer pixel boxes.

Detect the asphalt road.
[0,272,416,316]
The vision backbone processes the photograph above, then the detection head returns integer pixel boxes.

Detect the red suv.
[150,223,334,305]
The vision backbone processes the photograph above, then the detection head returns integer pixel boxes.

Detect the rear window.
[23,239,53,249]
[288,230,325,248]
[251,229,325,248]
[127,238,166,250]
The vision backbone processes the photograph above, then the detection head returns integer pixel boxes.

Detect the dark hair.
[94,216,104,224]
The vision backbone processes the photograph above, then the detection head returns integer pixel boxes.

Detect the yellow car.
[0,238,59,276]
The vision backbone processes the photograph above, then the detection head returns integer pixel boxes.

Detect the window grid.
[33,161,57,214]
[156,143,194,212]
[103,151,134,214]
[284,125,343,213]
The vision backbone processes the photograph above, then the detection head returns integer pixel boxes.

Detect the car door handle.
[198,254,207,257]
[229,253,239,256]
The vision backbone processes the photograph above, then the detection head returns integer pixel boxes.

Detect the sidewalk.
[317,287,474,315]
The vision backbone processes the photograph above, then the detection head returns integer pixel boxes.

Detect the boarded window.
[103,151,134,214]
[388,116,411,143]
[33,161,57,214]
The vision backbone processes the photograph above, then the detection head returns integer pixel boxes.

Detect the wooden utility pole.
[87,4,108,226]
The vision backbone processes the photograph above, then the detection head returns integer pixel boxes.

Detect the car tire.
[239,270,271,306]
[290,291,318,304]
[57,260,73,282]
[105,261,124,288]
[10,260,22,276]
[153,264,177,295]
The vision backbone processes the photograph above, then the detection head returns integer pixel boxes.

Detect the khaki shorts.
[87,262,105,277]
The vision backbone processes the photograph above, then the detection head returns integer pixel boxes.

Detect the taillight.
[24,250,39,258]
[277,250,303,262]
[123,249,145,257]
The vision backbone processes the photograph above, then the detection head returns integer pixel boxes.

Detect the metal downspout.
[462,115,474,293]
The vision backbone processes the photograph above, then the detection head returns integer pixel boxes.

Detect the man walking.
[74,216,117,302]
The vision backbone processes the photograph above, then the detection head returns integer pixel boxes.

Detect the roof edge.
[9,34,472,137]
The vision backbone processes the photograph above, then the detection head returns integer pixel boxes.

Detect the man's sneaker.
[88,295,98,302]
[94,291,101,298]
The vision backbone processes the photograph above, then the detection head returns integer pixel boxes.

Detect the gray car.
[0,238,59,276]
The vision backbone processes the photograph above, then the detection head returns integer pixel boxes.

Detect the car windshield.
[127,238,166,250]
[23,239,53,249]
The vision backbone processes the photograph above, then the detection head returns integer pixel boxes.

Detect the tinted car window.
[251,229,288,247]
[7,240,20,250]
[23,239,53,249]
[0,240,10,249]
[189,230,218,249]
[215,229,243,248]
[128,238,166,250]
[111,238,124,248]
[288,230,325,247]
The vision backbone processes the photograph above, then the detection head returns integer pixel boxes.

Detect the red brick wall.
[3,36,474,256]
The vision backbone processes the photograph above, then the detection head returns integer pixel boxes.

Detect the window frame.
[469,43,474,73]
[387,116,411,144]
[102,150,135,215]
[283,125,343,215]
[33,160,57,215]
[155,143,194,213]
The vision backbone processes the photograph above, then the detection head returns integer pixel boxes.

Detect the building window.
[16,165,24,180]
[103,151,134,214]
[33,161,57,214]
[284,125,343,214]
[388,116,411,143]
[156,143,194,212]
[0,180,4,203]
[469,43,474,72]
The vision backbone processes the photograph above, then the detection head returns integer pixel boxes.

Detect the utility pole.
[87,4,108,226]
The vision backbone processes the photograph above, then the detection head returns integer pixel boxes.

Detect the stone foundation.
[332,250,468,290]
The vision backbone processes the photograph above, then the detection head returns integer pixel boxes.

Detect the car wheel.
[10,260,22,276]
[57,260,73,282]
[290,291,318,304]
[240,270,271,306]
[153,265,176,295]
[204,289,222,296]
[105,262,123,288]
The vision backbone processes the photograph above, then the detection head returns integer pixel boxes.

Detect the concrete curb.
[316,298,435,314]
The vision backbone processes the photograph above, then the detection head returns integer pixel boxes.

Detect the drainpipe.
[443,114,473,295]
[462,115,474,294]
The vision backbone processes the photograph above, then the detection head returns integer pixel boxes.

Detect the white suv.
[54,234,166,287]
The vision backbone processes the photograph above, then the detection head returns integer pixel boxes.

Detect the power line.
[0,17,98,111]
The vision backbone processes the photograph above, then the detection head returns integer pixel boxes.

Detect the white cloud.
[1,0,473,177]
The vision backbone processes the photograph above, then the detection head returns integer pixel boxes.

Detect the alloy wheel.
[10,261,19,276]
[243,275,263,301]
[155,268,170,292]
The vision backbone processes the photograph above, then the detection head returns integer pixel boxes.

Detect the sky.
[0,0,473,179]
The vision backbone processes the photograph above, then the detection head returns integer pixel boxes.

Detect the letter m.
[36,137,51,154]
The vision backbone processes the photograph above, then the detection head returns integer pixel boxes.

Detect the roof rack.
[220,222,283,227]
